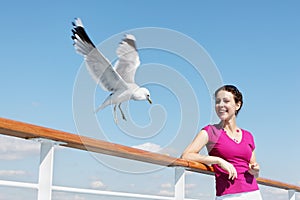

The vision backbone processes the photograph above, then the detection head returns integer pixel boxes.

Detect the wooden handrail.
[0,117,299,192]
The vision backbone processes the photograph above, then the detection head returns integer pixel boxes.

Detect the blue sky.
[1,1,300,199]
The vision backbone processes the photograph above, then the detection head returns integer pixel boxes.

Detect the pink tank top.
[203,124,259,196]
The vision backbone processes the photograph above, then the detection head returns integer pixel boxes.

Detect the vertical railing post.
[175,167,185,200]
[36,139,56,200]
[288,190,296,200]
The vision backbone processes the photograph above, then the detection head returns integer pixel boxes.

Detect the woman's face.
[215,90,241,121]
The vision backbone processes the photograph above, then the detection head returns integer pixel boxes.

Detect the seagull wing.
[71,18,128,92]
[114,34,141,84]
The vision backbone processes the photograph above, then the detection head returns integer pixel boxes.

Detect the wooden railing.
[0,117,299,199]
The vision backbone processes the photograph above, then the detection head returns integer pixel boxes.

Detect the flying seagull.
[71,18,152,123]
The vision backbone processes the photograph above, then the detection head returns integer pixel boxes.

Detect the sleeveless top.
[203,124,259,196]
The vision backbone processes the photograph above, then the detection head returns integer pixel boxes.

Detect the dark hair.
[214,85,243,115]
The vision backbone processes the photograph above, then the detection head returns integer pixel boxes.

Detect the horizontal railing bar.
[0,180,38,189]
[0,180,200,200]
[52,186,199,200]
[0,117,212,171]
[52,185,173,200]
[257,177,300,191]
[0,117,300,193]
[0,118,182,166]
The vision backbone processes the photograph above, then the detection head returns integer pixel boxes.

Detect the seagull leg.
[118,103,127,121]
[113,105,118,124]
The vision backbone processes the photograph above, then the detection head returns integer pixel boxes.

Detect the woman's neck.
[220,119,238,132]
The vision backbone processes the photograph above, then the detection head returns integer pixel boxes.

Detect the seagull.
[71,18,152,123]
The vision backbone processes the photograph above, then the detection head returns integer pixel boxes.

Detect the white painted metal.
[289,190,296,200]
[37,139,55,200]
[53,185,173,199]
[0,180,37,189]
[175,167,185,200]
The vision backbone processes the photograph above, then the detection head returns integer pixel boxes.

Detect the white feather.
[71,18,152,123]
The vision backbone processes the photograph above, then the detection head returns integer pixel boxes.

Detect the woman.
[181,85,262,199]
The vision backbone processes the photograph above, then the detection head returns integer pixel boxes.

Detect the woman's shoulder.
[202,124,222,131]
[241,128,256,149]
[202,124,222,142]
[241,128,254,138]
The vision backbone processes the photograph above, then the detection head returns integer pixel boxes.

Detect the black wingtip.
[70,18,96,48]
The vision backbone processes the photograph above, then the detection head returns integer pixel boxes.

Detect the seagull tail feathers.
[94,105,103,113]
[71,18,96,56]
[94,103,108,113]
[94,95,113,113]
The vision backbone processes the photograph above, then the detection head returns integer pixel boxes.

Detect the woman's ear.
[235,102,241,112]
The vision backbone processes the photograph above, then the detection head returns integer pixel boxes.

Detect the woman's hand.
[248,163,260,178]
[217,158,237,180]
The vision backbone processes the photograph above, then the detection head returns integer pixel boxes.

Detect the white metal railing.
[0,139,193,200]
[0,118,299,200]
[0,138,297,200]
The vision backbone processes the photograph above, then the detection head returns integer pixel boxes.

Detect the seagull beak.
[147,97,152,104]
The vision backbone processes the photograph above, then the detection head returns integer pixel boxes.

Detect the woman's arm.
[248,151,260,178]
[181,129,237,180]
[181,130,219,164]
